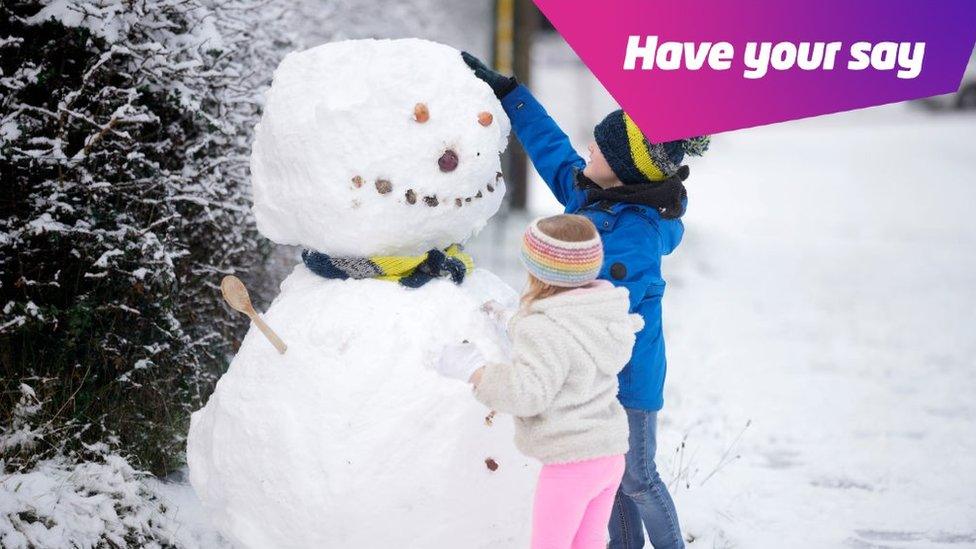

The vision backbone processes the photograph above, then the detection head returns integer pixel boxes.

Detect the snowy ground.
[159,33,976,549]
[660,105,976,548]
[148,471,231,548]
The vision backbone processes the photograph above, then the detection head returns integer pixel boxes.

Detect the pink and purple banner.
[533,0,976,141]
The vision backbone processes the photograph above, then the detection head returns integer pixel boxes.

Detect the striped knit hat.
[594,110,710,185]
[520,217,603,288]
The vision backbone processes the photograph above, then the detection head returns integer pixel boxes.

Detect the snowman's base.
[188,267,539,548]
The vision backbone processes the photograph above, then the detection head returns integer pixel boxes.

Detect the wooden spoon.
[220,275,287,354]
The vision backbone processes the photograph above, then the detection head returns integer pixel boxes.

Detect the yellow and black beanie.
[594,110,710,185]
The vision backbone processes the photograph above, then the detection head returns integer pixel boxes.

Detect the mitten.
[461,51,518,99]
[435,342,486,382]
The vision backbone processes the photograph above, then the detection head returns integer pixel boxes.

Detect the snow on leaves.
[0,0,294,486]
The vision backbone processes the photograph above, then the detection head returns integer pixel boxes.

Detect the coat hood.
[527,281,644,376]
[658,207,684,255]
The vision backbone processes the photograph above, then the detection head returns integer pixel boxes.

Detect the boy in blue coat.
[463,52,709,549]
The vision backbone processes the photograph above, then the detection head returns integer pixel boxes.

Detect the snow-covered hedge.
[1,0,290,475]
[1,0,292,542]
[1,384,228,548]
[2,452,171,549]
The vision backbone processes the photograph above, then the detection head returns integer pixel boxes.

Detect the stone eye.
[414,103,429,123]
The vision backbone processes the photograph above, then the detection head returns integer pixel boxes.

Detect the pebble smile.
[354,172,502,207]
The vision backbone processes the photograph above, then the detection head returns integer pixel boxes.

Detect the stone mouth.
[353,172,503,208]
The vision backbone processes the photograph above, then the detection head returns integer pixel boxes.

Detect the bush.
[0,0,291,475]
[1,383,231,548]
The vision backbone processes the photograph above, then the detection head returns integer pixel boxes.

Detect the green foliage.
[0,0,288,475]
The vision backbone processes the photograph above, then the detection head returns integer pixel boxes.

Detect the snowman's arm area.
[473,315,569,418]
[501,85,587,211]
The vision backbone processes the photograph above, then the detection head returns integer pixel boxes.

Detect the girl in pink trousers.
[436,214,644,549]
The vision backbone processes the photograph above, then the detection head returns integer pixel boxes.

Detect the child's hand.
[435,342,486,383]
[481,300,512,324]
[461,52,518,99]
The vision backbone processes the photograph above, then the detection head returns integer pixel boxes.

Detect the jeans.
[608,409,684,549]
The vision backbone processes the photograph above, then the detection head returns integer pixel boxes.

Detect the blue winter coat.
[501,85,684,411]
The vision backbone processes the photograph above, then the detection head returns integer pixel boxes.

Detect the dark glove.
[461,51,518,99]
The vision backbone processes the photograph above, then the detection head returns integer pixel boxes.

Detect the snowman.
[186,39,539,548]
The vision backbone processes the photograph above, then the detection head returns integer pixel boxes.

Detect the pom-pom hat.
[594,110,710,185]
[520,218,603,288]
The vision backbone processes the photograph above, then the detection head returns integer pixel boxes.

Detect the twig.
[699,419,751,487]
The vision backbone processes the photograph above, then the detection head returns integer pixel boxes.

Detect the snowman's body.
[188,267,536,548]
[187,39,539,547]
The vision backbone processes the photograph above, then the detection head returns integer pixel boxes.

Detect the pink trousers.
[531,454,626,549]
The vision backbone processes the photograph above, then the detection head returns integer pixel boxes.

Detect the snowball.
[251,38,511,257]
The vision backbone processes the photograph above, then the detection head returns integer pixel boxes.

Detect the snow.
[27,0,128,43]
[25,0,229,51]
[1,120,21,143]
[664,107,976,548]
[146,472,231,549]
[250,38,510,257]
[187,268,538,548]
[487,32,976,548]
[0,454,224,549]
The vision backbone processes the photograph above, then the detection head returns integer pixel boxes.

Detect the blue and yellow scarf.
[301,244,473,288]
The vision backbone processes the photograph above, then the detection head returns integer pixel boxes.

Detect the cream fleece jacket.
[474,281,644,464]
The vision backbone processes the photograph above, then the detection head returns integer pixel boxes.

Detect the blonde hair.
[520,214,599,307]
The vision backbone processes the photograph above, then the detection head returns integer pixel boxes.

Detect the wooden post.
[493,0,539,211]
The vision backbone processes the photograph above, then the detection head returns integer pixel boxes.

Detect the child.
[462,52,710,549]
[435,214,644,549]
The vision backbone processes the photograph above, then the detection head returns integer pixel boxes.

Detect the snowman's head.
[251,39,510,257]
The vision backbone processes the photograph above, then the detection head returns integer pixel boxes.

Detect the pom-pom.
[675,165,690,181]
[681,135,711,157]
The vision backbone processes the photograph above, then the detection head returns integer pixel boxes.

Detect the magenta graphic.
[532,0,976,141]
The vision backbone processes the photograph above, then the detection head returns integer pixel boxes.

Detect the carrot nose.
[438,149,459,172]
